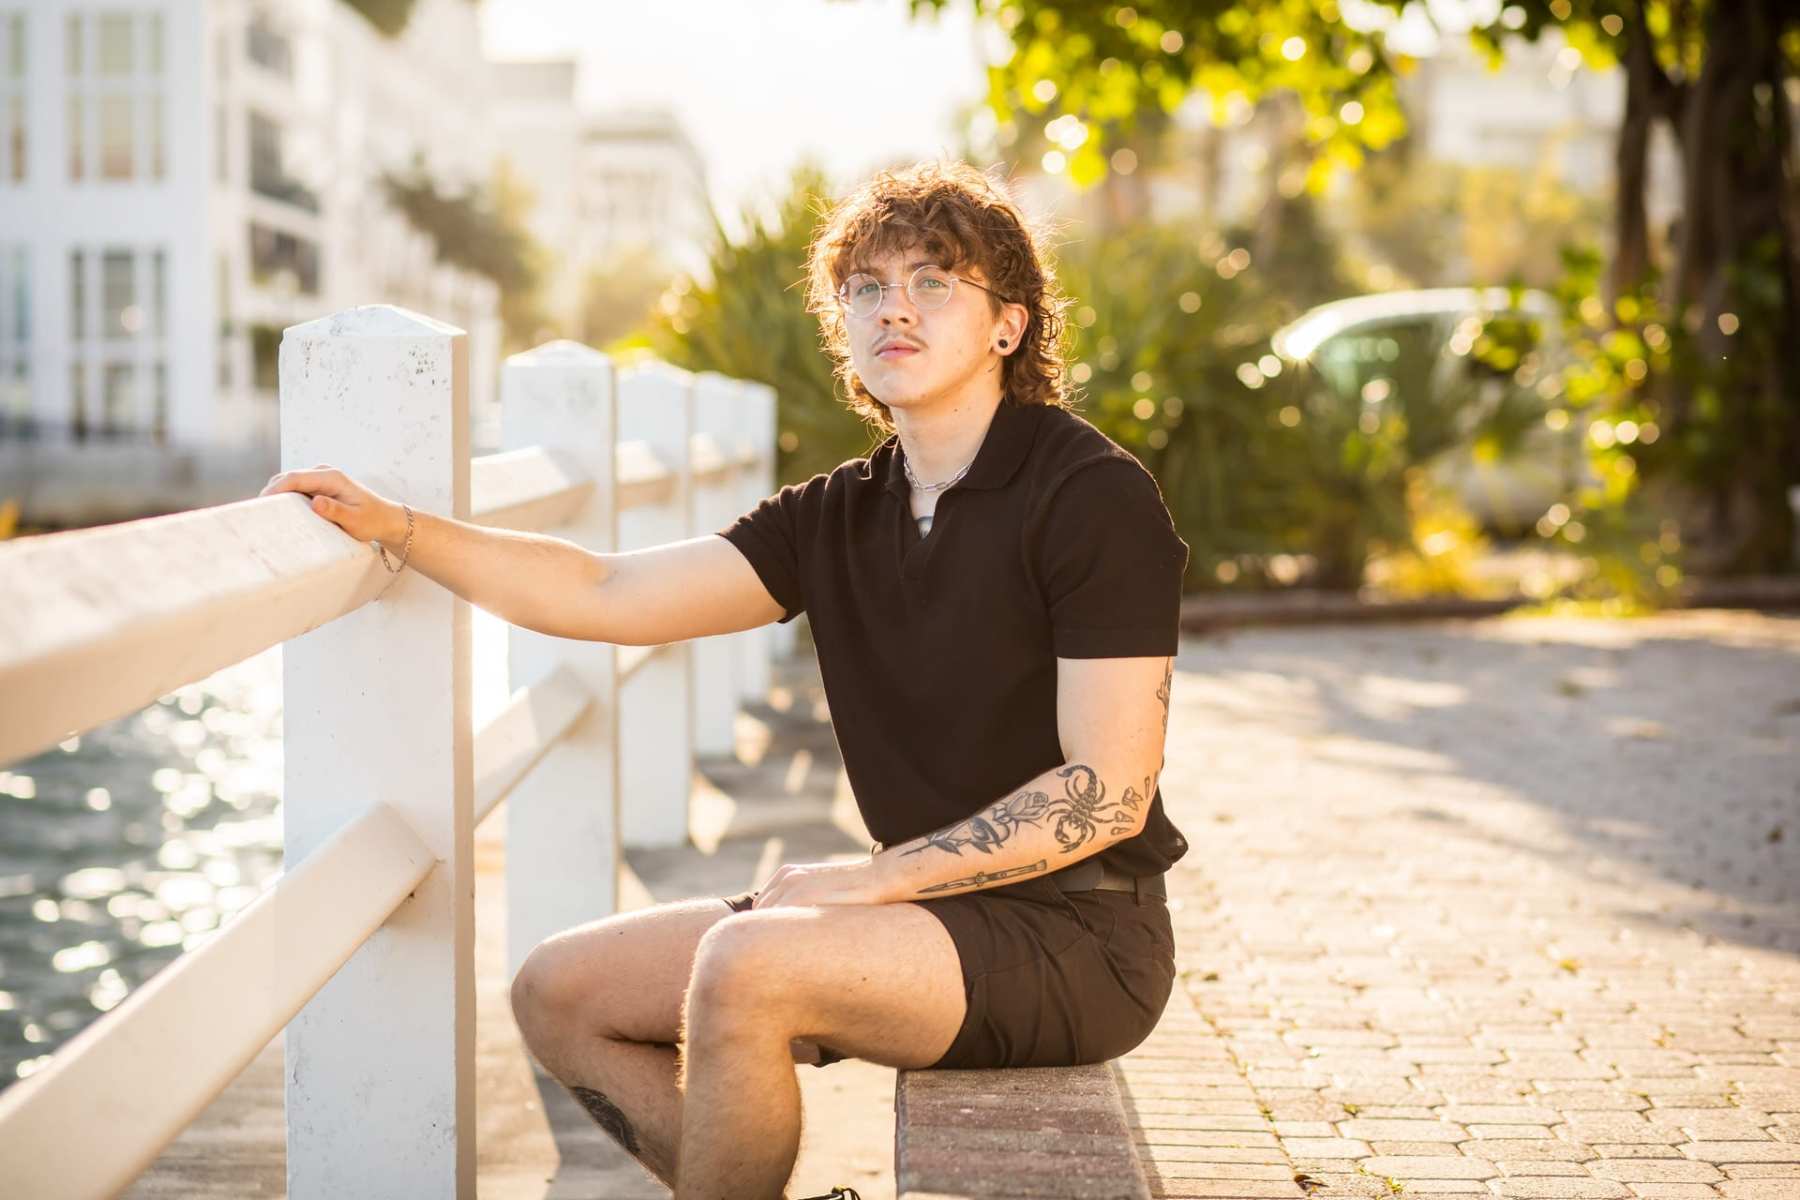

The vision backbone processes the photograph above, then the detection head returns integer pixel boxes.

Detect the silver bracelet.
[377,503,414,574]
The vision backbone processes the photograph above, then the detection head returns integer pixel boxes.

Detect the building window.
[248,110,318,213]
[249,221,320,295]
[97,13,131,76]
[68,10,164,184]
[69,248,85,339]
[102,361,133,436]
[246,10,293,78]
[102,249,134,338]
[2,12,23,184]
[149,93,162,178]
[70,361,87,439]
[214,103,227,183]
[99,93,132,178]
[0,245,28,438]
[67,242,168,442]
[68,95,84,180]
[249,324,280,392]
[152,361,166,444]
[152,249,165,338]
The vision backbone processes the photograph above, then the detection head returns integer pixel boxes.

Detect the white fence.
[0,305,791,1198]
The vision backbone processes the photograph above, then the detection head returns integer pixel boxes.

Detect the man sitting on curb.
[260,157,1190,1200]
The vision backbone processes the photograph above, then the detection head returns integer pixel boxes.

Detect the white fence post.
[617,361,696,849]
[500,340,621,978]
[278,305,475,1198]
[690,372,744,757]
[735,379,782,691]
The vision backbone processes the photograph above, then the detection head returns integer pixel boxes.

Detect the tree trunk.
[1656,0,1798,572]
[1606,4,1659,314]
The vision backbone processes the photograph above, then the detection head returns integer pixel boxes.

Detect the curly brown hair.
[802,159,1073,433]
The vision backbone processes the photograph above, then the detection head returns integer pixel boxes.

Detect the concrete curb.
[1178,575,1800,634]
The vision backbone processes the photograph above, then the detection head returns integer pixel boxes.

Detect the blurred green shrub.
[647,162,884,485]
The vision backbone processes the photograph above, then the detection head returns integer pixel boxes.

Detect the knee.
[686,914,783,1023]
[510,937,586,1045]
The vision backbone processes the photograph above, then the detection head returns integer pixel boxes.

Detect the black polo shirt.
[716,397,1191,883]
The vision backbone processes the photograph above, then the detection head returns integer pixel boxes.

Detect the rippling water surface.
[0,647,284,1092]
[0,611,512,1095]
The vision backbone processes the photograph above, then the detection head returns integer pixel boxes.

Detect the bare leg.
[675,1003,803,1200]
[527,1029,688,1187]
[511,898,747,1190]
[672,902,966,1200]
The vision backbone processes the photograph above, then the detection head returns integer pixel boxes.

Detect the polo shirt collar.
[879,398,1040,499]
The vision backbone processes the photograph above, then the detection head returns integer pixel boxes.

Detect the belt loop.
[1133,874,1144,907]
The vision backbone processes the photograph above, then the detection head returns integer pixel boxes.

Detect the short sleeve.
[1028,454,1190,658]
[715,477,816,624]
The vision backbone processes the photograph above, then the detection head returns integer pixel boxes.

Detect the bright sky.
[479,0,1000,238]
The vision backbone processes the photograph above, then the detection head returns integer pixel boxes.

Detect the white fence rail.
[0,305,786,1198]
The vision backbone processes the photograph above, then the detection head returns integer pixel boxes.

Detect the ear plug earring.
[998,339,1009,349]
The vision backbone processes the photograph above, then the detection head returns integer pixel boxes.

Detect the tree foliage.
[916,0,1800,575]
[380,154,551,351]
[342,0,420,38]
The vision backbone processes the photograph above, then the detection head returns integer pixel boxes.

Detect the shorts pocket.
[1091,899,1177,1056]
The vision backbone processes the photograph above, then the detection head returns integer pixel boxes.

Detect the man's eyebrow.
[855,259,941,274]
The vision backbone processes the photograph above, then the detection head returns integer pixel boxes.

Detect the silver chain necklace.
[902,447,976,493]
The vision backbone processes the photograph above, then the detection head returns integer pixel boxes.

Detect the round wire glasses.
[836,264,1010,319]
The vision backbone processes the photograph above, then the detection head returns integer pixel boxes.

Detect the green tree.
[381,154,553,352]
[912,0,1800,575]
[578,247,677,353]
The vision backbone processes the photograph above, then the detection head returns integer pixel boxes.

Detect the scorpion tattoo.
[900,763,1154,860]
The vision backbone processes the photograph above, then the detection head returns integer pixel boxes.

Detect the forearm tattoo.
[900,763,1153,864]
[895,662,1175,893]
[1156,656,1172,771]
[569,1085,640,1155]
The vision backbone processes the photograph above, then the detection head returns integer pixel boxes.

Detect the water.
[0,648,285,1092]
[0,609,513,1096]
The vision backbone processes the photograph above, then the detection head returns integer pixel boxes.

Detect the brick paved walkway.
[1122,612,1800,1200]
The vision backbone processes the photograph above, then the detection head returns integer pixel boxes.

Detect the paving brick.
[1360,1156,1498,1180]
[1487,1180,1634,1198]
[1395,1183,1491,1194]
[1467,1141,1599,1162]
[1143,1161,1295,1180]
[1340,1120,1467,1142]
[1143,1178,1305,1197]
[1148,1148,1292,1169]
[1620,1185,1723,1198]
[1586,1161,1724,1184]
[1271,1121,1338,1137]
[1277,1138,1370,1159]
[1376,1141,1485,1156]
[1679,1143,1800,1164]
[1445,1108,1570,1125]
[1496,1161,1593,1177]
[1718,1164,1800,1178]
[1717,1184,1800,1199]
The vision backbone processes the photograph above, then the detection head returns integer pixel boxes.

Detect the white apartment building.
[0,0,510,527]
[492,61,714,334]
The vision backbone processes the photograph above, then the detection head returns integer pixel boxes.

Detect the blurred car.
[1271,286,1588,535]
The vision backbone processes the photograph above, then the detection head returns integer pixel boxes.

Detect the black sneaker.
[795,1188,861,1200]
